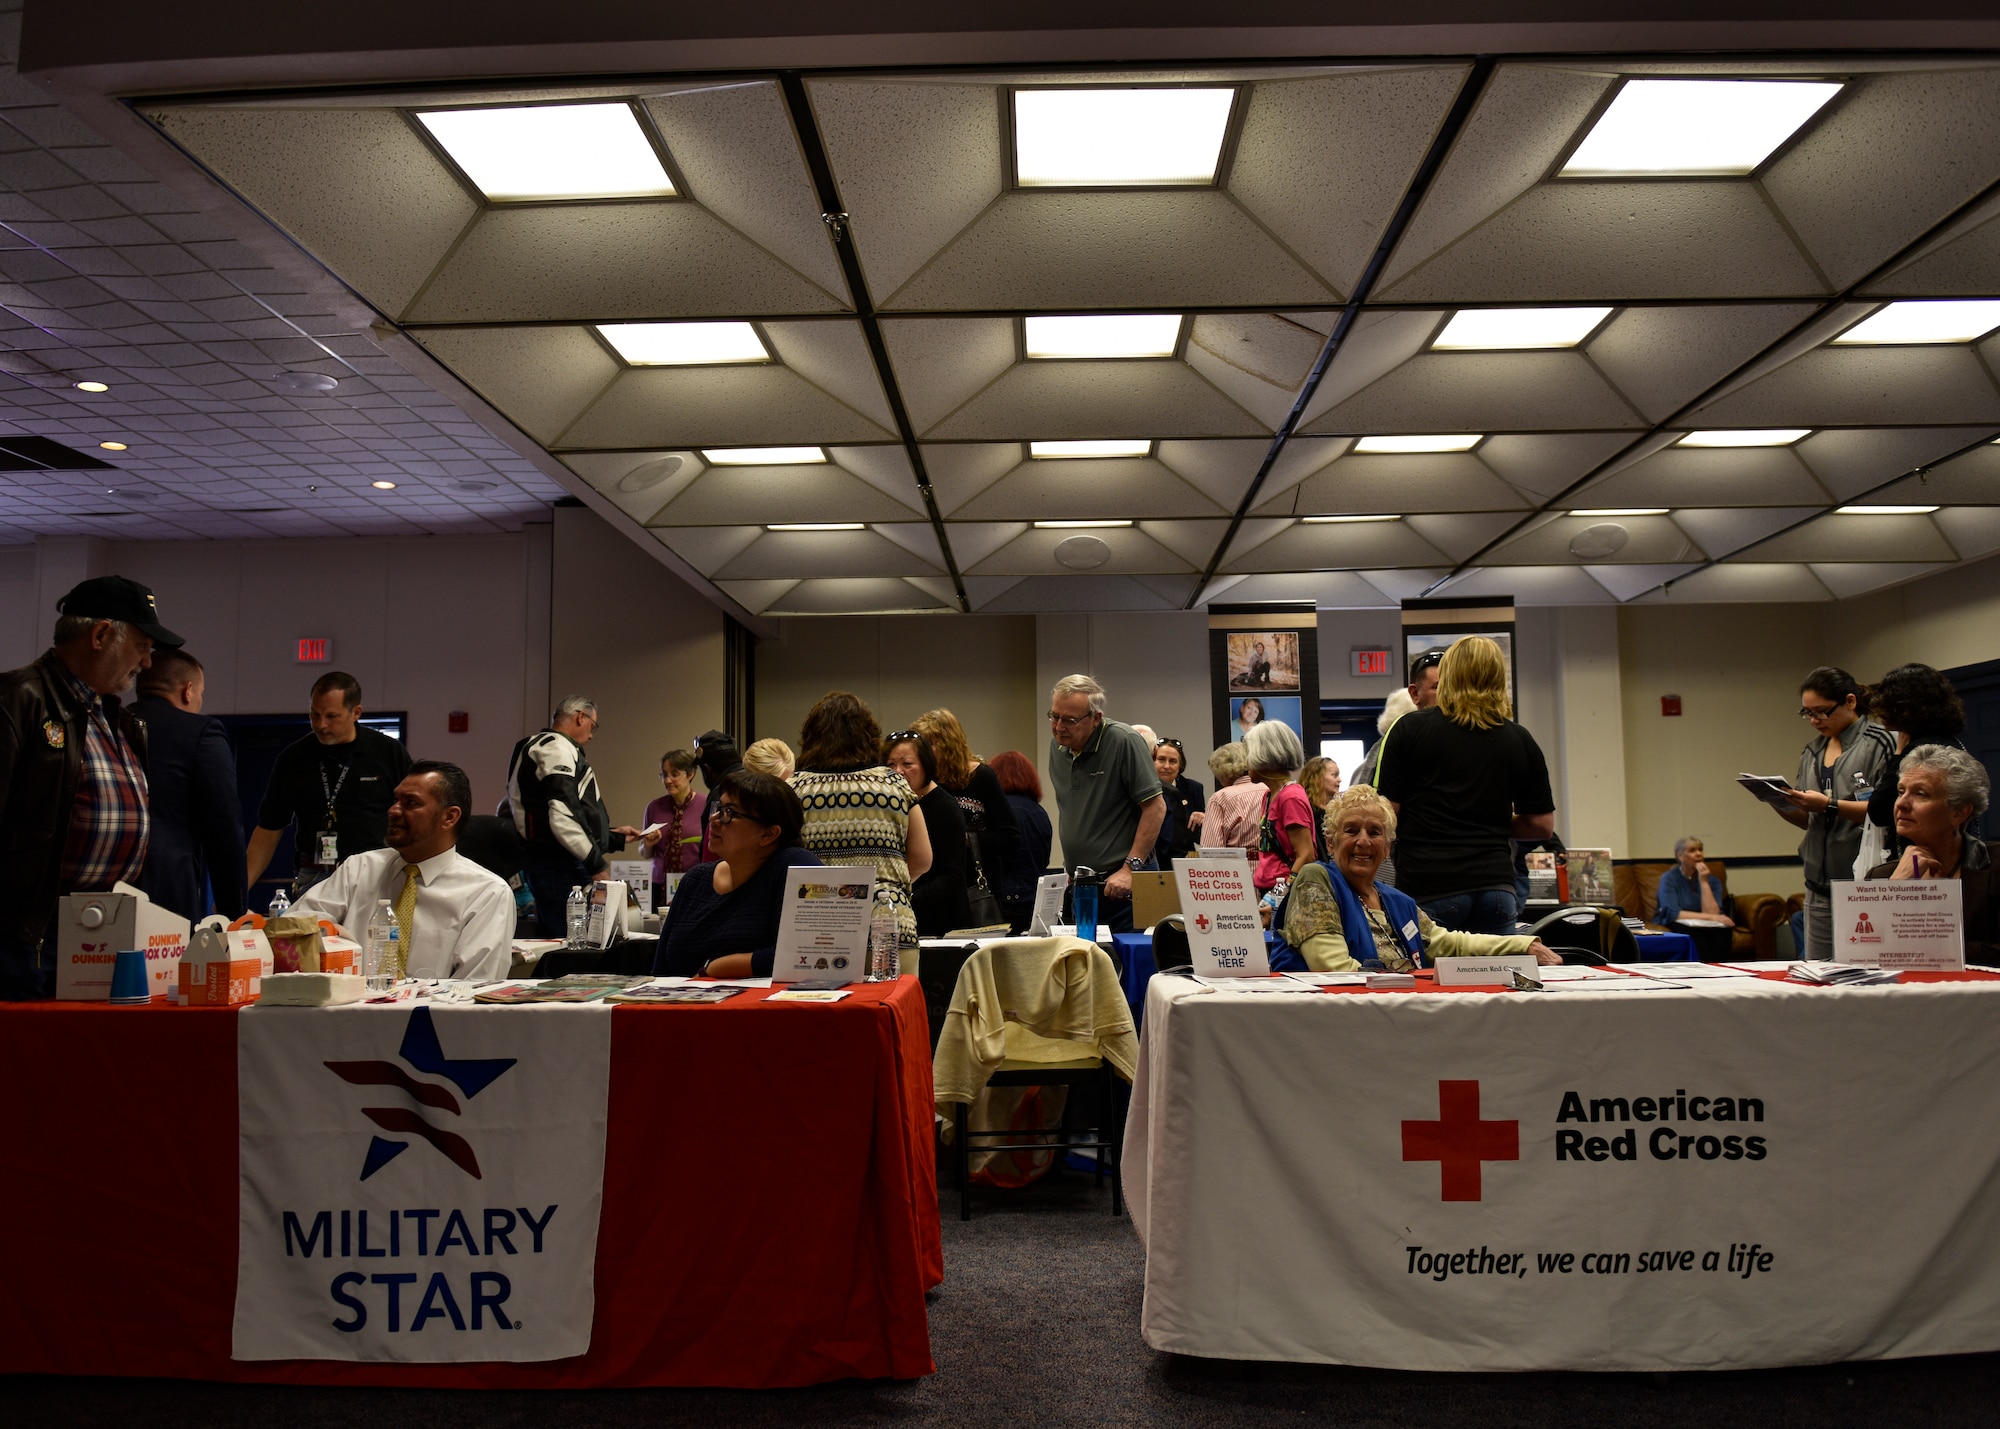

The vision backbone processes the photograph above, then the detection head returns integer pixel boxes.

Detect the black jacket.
[132,695,245,922]
[0,650,151,944]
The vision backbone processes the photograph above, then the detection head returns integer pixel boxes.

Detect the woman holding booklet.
[1280,787,1563,974]
[652,771,823,980]
[1866,744,1998,963]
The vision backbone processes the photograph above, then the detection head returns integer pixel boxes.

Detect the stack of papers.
[1366,972,1416,989]
[1614,962,1759,979]
[1736,774,1798,807]
[1785,962,1902,986]
[1536,965,1627,983]
[605,982,741,1004]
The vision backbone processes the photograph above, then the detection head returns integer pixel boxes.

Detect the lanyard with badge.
[317,758,351,866]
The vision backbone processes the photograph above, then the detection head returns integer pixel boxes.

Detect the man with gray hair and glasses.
[507,695,641,936]
[1046,673,1165,935]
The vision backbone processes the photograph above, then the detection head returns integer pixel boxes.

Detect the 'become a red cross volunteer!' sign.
[233,1003,612,1363]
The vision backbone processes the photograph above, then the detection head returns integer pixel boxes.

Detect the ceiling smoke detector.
[276,371,339,394]
[1054,535,1113,570]
[618,455,684,491]
[1568,523,1631,560]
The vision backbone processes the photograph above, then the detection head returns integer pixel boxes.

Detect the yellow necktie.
[394,863,419,978]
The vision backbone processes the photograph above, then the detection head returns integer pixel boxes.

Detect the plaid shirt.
[57,667,150,892]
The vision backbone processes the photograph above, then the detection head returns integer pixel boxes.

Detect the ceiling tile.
[954,455,1224,520]
[940,521,1030,568]
[873,521,945,565]
[1377,65,1616,289]
[1582,562,1702,601]
[880,317,1015,432]
[825,444,927,514]
[1138,518,1232,566]
[763,577,952,614]
[1570,447,1829,508]
[882,191,1340,311]
[1377,183,1825,303]
[967,524,1192,576]
[1357,568,1455,601]
[1204,571,1397,607]
[1485,512,1703,565]
[924,360,1268,441]
[1222,519,1453,572]
[1476,431,1637,502]
[1299,351,1644,435]
[1763,68,2000,290]
[806,80,1005,301]
[403,204,849,322]
[641,81,849,302]
[1156,439,1269,512]
[1932,505,2000,559]
[1227,67,1467,296]
[410,325,617,444]
[561,448,701,522]
[1795,427,2000,502]
[762,320,894,429]
[1586,304,1818,422]
[922,443,1020,515]
[711,577,800,614]
[1404,511,1524,559]
[1441,565,1615,604]
[652,523,764,575]
[1296,310,1439,426]
[647,462,920,526]
[1183,312,1326,429]
[1807,561,1956,599]
[960,575,1027,609]
[1868,207,2000,296]
[713,527,940,580]
[1218,517,1296,565]
[1740,511,1958,563]
[976,574,1183,612]
[554,365,895,449]
[1687,349,2000,427]
[147,105,476,316]
[1628,563,1832,603]
[1667,505,1819,560]
[1252,450,1532,516]
[1259,436,1353,507]
[901,574,963,607]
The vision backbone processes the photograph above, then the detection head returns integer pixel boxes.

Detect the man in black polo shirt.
[247,671,412,899]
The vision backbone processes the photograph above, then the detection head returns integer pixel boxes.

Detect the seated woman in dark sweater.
[653,770,823,979]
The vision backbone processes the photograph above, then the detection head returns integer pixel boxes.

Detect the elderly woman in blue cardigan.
[1280,787,1562,972]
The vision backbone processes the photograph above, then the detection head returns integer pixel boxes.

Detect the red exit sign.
[296,638,332,663]
[1351,647,1392,677]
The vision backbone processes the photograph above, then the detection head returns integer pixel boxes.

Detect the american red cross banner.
[1126,976,2000,1371]
[233,1003,613,1363]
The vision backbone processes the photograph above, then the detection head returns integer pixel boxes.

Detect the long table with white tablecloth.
[1124,967,2000,1372]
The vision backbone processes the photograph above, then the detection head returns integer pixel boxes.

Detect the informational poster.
[1831,879,1965,971]
[1209,603,1320,754]
[1172,858,1270,977]
[771,865,875,984]
[1029,872,1067,936]
[606,859,652,912]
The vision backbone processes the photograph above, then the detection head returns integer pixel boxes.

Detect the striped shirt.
[57,668,150,892]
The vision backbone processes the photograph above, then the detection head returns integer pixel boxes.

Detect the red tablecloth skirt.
[0,980,942,1387]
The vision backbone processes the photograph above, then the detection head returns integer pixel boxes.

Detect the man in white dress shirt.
[297,759,513,981]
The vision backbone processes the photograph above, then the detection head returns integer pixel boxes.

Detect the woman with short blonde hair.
[908,707,1023,925]
[1201,741,1263,854]
[742,737,795,781]
[1372,636,1556,936]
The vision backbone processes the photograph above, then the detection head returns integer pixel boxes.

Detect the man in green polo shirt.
[1046,673,1165,935]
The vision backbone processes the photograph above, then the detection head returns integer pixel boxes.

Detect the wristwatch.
[1126,857,1146,871]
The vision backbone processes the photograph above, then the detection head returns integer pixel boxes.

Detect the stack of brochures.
[1785,962,1901,986]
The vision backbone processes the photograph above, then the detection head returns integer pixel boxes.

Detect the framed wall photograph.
[1226,631,1301,692]
[1232,695,1302,742]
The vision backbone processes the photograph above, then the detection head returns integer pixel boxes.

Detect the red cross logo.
[1402,1080,1518,1201]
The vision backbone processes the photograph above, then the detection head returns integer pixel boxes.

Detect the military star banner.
[232,1002,612,1362]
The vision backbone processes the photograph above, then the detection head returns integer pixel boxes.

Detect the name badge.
[1401,920,1419,942]
[316,831,339,865]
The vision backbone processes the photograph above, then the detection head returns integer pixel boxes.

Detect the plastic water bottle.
[868,895,899,981]
[566,884,589,948]
[267,887,291,919]
[386,924,402,981]
[364,899,395,989]
[1072,866,1099,943]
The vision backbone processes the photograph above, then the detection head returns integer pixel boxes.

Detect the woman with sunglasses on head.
[1772,667,1894,959]
[791,691,931,974]
[1151,738,1207,866]
[884,728,973,936]
[652,770,824,979]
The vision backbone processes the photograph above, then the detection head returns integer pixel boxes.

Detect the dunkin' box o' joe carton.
[178,921,274,1007]
[56,883,190,1001]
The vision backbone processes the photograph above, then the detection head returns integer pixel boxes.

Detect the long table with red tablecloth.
[0,979,941,1388]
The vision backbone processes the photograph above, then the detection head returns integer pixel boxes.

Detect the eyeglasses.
[1799,703,1840,721]
[708,803,754,825]
[1047,710,1095,729]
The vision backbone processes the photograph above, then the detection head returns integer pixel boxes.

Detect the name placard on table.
[1832,879,1964,971]
[1171,858,1269,977]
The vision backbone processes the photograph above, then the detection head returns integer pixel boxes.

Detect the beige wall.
[754,612,1039,769]
[1618,602,1827,865]
[552,505,726,829]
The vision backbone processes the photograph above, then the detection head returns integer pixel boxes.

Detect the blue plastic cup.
[109,948,150,1004]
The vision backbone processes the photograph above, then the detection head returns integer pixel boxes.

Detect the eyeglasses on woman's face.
[708,802,758,826]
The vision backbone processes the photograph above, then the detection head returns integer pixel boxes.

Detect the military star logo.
[323,1006,517,1181]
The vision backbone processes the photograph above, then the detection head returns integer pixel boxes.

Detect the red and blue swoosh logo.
[324,1007,517,1181]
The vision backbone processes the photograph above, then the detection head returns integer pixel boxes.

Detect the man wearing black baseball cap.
[0,575,184,999]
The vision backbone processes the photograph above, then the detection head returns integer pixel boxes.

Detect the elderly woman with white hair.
[1281,787,1563,973]
[1200,741,1264,853]
[1246,720,1314,894]
[1868,743,1998,961]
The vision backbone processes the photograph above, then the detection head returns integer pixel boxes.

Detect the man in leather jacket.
[0,576,185,999]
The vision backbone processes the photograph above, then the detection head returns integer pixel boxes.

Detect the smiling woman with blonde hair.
[1373,636,1557,935]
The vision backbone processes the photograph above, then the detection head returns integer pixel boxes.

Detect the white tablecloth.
[1124,973,2000,1371]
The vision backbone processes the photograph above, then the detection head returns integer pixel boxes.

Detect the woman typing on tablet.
[653,770,822,979]
[1281,787,1562,974]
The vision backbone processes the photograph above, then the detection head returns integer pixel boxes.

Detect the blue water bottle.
[1072,866,1099,944]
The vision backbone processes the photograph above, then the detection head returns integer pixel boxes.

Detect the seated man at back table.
[296,760,513,981]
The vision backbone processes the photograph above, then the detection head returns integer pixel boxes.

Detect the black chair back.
[918,940,979,1052]
[1528,906,1606,957]
[1151,914,1192,973]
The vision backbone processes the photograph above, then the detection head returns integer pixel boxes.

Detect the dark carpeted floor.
[13,1166,2000,1428]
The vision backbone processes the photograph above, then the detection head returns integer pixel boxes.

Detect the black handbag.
[963,832,1007,928]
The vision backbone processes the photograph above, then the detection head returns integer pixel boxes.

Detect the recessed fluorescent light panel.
[1430,307,1613,350]
[1024,314,1182,359]
[700,447,828,466]
[1831,300,2000,345]
[1302,514,1402,524]
[597,322,768,366]
[1570,507,1668,517]
[1034,519,1133,528]
[1029,439,1152,459]
[1835,505,1939,515]
[1013,88,1235,187]
[1675,429,1812,447]
[416,103,675,202]
[1559,79,1842,177]
[767,522,863,531]
[1353,434,1483,454]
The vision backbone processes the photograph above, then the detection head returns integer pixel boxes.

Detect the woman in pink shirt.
[1200,741,1267,854]
[1246,721,1314,893]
